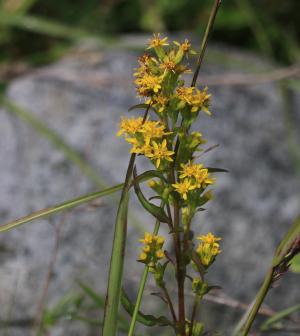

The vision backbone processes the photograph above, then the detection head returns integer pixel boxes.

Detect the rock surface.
[0,37,300,335]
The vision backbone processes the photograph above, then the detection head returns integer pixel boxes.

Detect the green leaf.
[0,12,101,41]
[42,293,84,328]
[77,280,129,328]
[77,280,105,308]
[102,152,136,336]
[128,104,150,112]
[133,169,170,224]
[207,167,229,173]
[260,303,300,331]
[131,169,167,185]
[290,254,300,273]
[273,214,300,267]
[0,183,123,233]
[121,289,172,327]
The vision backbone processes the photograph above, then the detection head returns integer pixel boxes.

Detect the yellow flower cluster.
[172,161,215,200]
[176,86,211,114]
[196,232,221,267]
[117,117,174,168]
[138,232,165,265]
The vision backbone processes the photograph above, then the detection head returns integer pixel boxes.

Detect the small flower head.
[147,33,169,49]
[172,178,196,200]
[138,232,165,265]
[152,94,169,113]
[179,161,204,179]
[196,232,221,267]
[176,86,211,115]
[179,162,215,189]
[146,139,174,168]
[174,39,191,52]
[117,117,144,136]
[140,120,171,139]
[135,74,163,97]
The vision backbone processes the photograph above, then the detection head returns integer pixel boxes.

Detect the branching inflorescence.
[117,33,223,336]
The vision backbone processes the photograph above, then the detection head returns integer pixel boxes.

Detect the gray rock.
[0,37,299,335]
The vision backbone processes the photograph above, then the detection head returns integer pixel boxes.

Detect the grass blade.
[260,303,300,331]
[234,214,300,335]
[0,183,123,233]
[102,190,129,335]
[0,12,100,41]
[102,104,151,335]
[1,96,105,188]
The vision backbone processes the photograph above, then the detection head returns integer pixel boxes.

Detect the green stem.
[191,0,222,87]
[128,214,162,336]
[188,295,200,336]
[128,266,150,336]
[160,282,177,323]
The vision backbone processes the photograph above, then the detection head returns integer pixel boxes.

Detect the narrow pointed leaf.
[290,254,300,273]
[133,170,170,224]
[121,289,172,327]
[207,167,229,173]
[273,214,300,266]
[128,104,156,113]
[260,303,300,331]
[103,106,151,336]
[0,13,100,41]
[131,169,167,185]
[77,281,105,308]
[0,183,123,233]
[102,190,129,335]
[128,104,151,112]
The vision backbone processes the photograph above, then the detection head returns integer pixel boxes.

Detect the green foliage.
[0,0,299,65]
[290,254,300,273]
[260,303,300,332]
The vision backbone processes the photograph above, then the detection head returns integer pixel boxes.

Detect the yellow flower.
[154,235,165,246]
[159,59,176,72]
[140,120,170,139]
[176,87,194,105]
[139,252,148,261]
[117,117,143,136]
[139,232,153,244]
[194,169,216,188]
[147,179,157,188]
[174,39,191,52]
[146,139,174,168]
[135,74,163,96]
[197,232,221,244]
[143,245,151,253]
[176,86,211,114]
[190,87,211,114]
[156,250,164,259]
[172,178,196,200]
[153,94,169,113]
[179,161,203,179]
[138,232,165,265]
[147,33,169,49]
[196,232,221,267]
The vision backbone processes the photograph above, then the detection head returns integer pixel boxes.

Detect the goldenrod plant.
[110,32,221,335]
[0,1,300,335]
[103,1,223,334]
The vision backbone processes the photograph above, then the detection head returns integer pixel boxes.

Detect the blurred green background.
[0,0,299,70]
